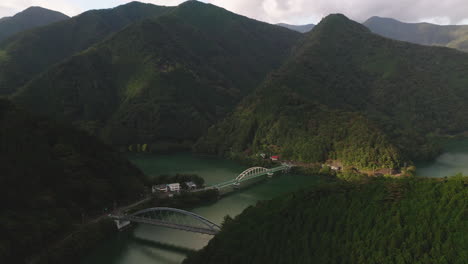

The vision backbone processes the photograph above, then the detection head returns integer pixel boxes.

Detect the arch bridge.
[110,207,221,235]
[209,164,292,190]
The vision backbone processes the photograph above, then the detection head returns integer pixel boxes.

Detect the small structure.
[270,155,280,161]
[152,184,168,193]
[330,166,341,171]
[185,181,197,190]
[259,153,266,159]
[167,183,181,192]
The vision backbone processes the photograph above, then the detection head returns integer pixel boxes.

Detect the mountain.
[12,1,301,152]
[0,7,69,43]
[195,14,468,169]
[184,176,467,264]
[0,1,173,95]
[0,99,147,263]
[364,16,468,52]
[277,23,315,33]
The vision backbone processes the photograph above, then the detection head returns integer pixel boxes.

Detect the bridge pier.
[114,219,131,230]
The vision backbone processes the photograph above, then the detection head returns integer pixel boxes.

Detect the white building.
[167,183,181,192]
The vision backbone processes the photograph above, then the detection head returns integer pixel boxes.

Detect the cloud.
[117,0,187,7]
[1,0,468,25]
[0,6,16,18]
[0,0,82,17]
[207,0,468,25]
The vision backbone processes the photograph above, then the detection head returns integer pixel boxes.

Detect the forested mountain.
[0,7,69,43]
[184,176,467,264]
[0,1,173,95]
[13,1,301,151]
[195,14,468,168]
[364,16,468,52]
[277,23,315,33]
[0,99,148,263]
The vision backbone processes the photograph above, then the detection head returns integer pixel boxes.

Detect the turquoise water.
[416,139,468,178]
[82,153,322,264]
[83,138,468,264]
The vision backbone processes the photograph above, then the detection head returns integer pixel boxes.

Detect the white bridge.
[204,163,293,190]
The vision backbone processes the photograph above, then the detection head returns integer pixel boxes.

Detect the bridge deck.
[126,216,218,235]
[208,165,291,190]
[111,216,219,235]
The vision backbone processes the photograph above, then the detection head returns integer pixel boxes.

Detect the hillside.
[0,7,69,43]
[13,1,301,151]
[184,176,467,264]
[277,23,315,33]
[195,14,468,168]
[0,1,172,95]
[0,99,148,263]
[364,16,468,52]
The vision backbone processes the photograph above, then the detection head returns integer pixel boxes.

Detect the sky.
[1,0,468,25]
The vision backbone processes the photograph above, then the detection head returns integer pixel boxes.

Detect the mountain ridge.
[12,1,302,152]
[0,6,69,43]
[364,16,468,52]
[194,14,468,168]
[0,2,173,95]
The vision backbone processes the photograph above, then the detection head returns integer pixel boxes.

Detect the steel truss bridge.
[111,207,221,235]
[206,164,292,190]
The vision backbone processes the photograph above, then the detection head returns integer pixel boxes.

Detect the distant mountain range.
[277,23,315,33]
[0,6,68,42]
[364,16,468,52]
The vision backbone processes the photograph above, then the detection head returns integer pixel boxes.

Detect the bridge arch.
[235,167,270,183]
[118,207,221,235]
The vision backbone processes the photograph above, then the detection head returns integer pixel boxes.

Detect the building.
[271,155,280,161]
[167,183,181,192]
[185,181,197,190]
[330,166,341,171]
[152,184,168,193]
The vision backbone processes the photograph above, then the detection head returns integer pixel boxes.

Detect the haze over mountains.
[364,16,468,52]
[277,23,315,33]
[0,7,68,42]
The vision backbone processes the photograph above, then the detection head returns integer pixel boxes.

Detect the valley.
[0,1,466,264]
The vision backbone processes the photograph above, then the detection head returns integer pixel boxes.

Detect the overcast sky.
[1,0,468,25]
